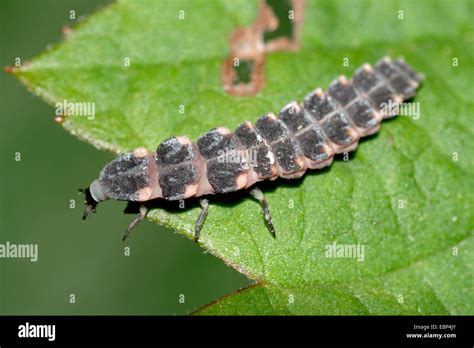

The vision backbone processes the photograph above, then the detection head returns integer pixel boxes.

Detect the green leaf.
[13,0,474,315]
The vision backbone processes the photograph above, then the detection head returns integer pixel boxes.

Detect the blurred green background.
[0,0,249,314]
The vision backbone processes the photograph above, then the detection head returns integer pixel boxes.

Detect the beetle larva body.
[82,56,424,240]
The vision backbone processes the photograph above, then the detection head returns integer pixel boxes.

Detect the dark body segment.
[196,127,238,160]
[154,135,201,200]
[234,121,265,148]
[375,58,400,80]
[345,99,379,130]
[272,138,305,176]
[234,121,276,180]
[375,58,415,98]
[389,74,416,98]
[394,58,424,83]
[350,64,385,129]
[320,112,358,147]
[367,84,399,113]
[252,145,277,179]
[255,112,289,142]
[376,57,424,100]
[278,101,333,168]
[303,88,334,121]
[304,89,359,149]
[99,152,150,201]
[156,136,195,165]
[255,111,307,177]
[350,58,423,121]
[327,75,383,133]
[158,162,199,200]
[279,102,312,132]
[206,159,248,194]
[353,64,382,92]
[328,76,358,107]
[296,126,332,164]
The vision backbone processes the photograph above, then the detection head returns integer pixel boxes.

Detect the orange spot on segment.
[137,187,152,201]
[133,147,148,158]
[216,127,232,135]
[235,173,248,190]
[176,136,192,145]
[184,183,199,198]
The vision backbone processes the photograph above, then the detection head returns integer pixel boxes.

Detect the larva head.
[81,147,154,219]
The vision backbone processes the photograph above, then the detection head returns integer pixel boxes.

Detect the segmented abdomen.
[155,57,423,200]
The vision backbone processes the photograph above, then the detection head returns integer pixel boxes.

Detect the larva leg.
[79,187,97,220]
[122,205,148,241]
[194,199,209,242]
[249,187,276,238]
